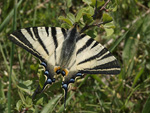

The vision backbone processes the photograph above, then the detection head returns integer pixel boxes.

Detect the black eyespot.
[76,73,82,77]
[69,78,75,83]
[62,84,68,90]
[41,62,47,67]
[56,70,61,74]
[61,71,66,76]
[46,78,52,84]
[44,70,49,75]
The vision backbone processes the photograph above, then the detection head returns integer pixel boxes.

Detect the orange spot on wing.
[64,69,69,76]
[54,66,60,72]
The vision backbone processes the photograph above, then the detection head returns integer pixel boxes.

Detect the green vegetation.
[0,0,150,112]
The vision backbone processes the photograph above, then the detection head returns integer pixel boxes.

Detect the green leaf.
[61,23,70,29]
[104,22,116,29]
[18,90,26,106]
[142,95,150,113]
[112,5,118,12]
[67,13,75,24]
[17,83,33,95]
[76,8,85,22]
[16,100,22,111]
[38,70,45,88]
[85,29,97,38]
[58,16,72,26]
[132,68,144,88]
[83,13,93,24]
[30,64,39,71]
[41,94,62,113]
[36,97,44,105]
[102,13,113,23]
[76,6,94,24]
[91,0,104,7]
[103,22,115,36]
[104,28,114,37]
[25,96,32,105]
[22,80,32,86]
[82,0,92,5]
[67,0,72,8]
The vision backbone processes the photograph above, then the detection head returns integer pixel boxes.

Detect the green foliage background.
[0,0,150,113]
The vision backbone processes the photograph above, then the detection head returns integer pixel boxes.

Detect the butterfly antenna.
[64,88,67,109]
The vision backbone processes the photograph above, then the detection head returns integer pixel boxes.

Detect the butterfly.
[9,25,121,107]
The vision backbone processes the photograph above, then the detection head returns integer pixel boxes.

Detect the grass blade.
[7,0,18,112]
[110,29,129,52]
[142,95,150,113]
[0,0,23,32]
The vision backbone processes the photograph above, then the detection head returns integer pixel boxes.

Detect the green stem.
[8,0,17,112]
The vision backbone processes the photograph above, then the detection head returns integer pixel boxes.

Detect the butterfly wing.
[9,27,67,62]
[76,34,121,74]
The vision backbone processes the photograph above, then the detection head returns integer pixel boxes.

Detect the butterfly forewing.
[9,27,67,62]
[76,34,120,74]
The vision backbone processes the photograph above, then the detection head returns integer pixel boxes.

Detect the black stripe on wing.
[45,27,49,36]
[26,28,34,40]
[91,41,99,49]
[76,34,86,42]
[77,38,94,55]
[61,28,67,38]
[89,60,120,70]
[51,27,58,48]
[99,52,112,60]
[9,30,44,61]
[78,48,108,65]
[32,27,49,55]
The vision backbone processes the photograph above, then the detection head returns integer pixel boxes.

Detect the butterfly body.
[58,27,77,66]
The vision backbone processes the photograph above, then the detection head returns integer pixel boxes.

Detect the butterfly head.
[54,66,69,77]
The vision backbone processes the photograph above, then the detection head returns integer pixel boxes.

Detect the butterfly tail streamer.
[62,83,68,109]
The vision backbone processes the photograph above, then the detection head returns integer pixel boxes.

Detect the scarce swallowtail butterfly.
[9,25,121,108]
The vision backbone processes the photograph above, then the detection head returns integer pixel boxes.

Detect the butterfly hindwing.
[76,34,120,74]
[9,27,67,62]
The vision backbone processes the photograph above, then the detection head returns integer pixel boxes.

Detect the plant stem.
[8,0,17,112]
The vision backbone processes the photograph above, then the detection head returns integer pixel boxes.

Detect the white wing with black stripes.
[76,34,120,74]
[9,27,67,62]
[9,25,121,108]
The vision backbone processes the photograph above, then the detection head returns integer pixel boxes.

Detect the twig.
[99,0,110,11]
[136,2,149,10]
[92,0,98,19]
[130,9,150,27]
[92,0,110,19]
[80,21,110,33]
